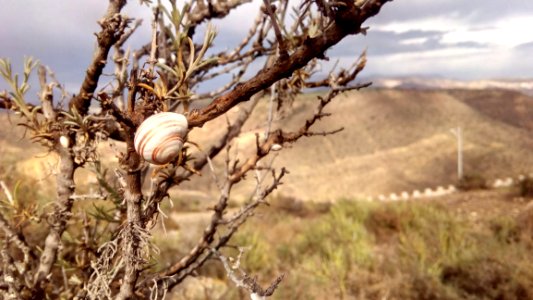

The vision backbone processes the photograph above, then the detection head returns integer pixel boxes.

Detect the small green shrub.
[231,229,276,274]
[395,203,476,279]
[293,200,374,298]
[490,216,521,244]
[296,200,374,266]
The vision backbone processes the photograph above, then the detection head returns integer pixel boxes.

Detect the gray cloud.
[0,2,151,93]
[329,29,488,58]
[0,0,531,96]
[369,0,533,25]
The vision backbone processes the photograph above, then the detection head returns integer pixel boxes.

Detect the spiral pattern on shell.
[134,112,188,165]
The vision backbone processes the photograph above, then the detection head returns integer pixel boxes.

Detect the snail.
[134,112,188,165]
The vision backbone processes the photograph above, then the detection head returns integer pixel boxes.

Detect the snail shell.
[134,112,188,165]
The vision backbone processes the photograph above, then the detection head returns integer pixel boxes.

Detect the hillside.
[187,88,533,201]
[1,88,532,202]
[449,89,533,132]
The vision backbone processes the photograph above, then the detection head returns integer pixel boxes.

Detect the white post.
[450,127,464,180]
[457,127,463,180]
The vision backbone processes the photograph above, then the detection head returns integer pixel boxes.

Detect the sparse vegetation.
[176,195,533,299]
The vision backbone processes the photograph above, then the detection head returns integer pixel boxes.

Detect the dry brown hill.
[1,88,532,202]
[449,89,533,132]
[188,88,533,201]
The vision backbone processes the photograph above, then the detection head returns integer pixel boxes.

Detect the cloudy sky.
[1,0,532,94]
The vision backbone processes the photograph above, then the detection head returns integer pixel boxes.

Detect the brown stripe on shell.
[151,135,184,164]
[137,119,177,156]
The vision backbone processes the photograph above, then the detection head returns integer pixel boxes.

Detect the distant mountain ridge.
[372,77,533,95]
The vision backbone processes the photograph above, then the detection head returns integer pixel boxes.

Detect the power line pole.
[450,127,464,180]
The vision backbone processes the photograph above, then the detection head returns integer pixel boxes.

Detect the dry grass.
[178,189,533,300]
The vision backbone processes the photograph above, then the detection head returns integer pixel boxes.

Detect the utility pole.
[450,127,464,180]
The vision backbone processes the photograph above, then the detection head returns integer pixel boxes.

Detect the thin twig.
[262,0,289,59]
[0,181,14,206]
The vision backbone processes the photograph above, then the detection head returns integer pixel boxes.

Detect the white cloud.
[362,47,525,80]
[374,16,465,34]
[441,15,533,49]
[400,37,429,45]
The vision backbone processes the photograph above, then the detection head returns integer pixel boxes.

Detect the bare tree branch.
[189,0,253,26]
[160,166,287,292]
[187,0,391,128]
[262,0,289,59]
[213,248,285,299]
[70,0,129,116]
[1,240,22,300]
[33,148,76,289]
[0,211,34,278]
[38,65,57,120]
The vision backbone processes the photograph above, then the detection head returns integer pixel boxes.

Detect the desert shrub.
[457,173,488,191]
[441,257,533,300]
[292,200,374,298]
[0,0,395,297]
[393,203,477,284]
[490,216,521,244]
[519,177,533,197]
[230,230,276,274]
[515,205,533,242]
[269,195,331,217]
[151,197,533,299]
[397,274,459,300]
[365,203,402,242]
[296,200,374,265]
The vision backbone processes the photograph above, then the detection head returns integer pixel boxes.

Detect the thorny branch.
[0,210,34,278]
[155,165,288,294]
[186,0,390,128]
[70,0,129,115]
[0,0,393,298]
[115,138,144,300]
[214,248,285,299]
[35,0,131,296]
[33,147,76,290]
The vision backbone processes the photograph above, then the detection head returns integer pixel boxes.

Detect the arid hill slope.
[188,88,533,201]
[1,88,532,202]
[449,89,533,131]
